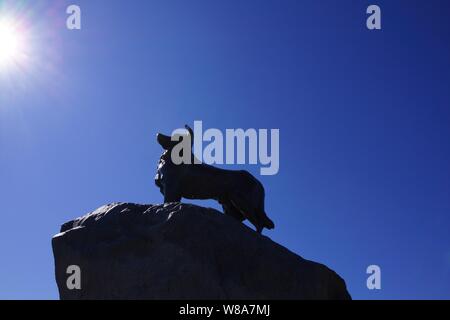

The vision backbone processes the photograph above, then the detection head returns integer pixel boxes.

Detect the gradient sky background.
[0,0,449,299]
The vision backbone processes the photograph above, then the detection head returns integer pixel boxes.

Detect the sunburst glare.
[0,17,27,70]
[0,1,68,103]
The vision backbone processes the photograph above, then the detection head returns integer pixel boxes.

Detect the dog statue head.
[156,125,193,152]
[155,125,194,191]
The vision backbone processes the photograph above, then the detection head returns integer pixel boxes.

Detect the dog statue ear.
[185,125,194,146]
[157,133,175,150]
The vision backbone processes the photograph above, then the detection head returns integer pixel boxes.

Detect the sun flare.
[0,19,24,69]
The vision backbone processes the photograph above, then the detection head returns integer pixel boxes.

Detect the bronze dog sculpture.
[155,125,275,233]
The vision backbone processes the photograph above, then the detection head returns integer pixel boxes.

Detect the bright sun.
[0,19,24,68]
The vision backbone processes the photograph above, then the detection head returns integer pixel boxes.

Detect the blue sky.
[0,0,449,299]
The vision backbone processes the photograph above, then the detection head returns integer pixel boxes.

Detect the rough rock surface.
[52,202,351,300]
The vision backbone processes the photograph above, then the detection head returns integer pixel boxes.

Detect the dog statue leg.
[229,195,263,233]
[221,200,245,222]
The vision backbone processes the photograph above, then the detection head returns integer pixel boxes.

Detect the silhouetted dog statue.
[155,125,275,233]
